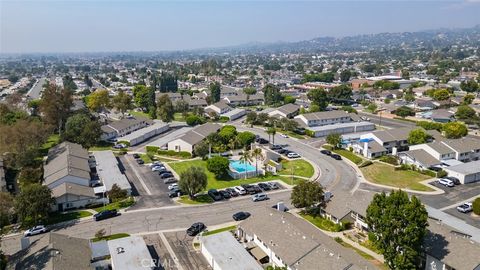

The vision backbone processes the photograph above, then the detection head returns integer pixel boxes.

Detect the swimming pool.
[230,160,256,173]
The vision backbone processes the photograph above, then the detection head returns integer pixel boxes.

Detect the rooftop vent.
[116,247,125,254]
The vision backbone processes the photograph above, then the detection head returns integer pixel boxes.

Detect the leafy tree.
[302,72,335,83]
[179,166,208,198]
[283,95,296,104]
[373,80,400,90]
[340,70,352,82]
[307,88,328,111]
[416,121,444,131]
[112,90,132,116]
[251,148,263,175]
[473,197,480,215]
[209,82,221,103]
[263,84,283,105]
[404,89,416,103]
[107,184,128,202]
[443,122,468,139]
[132,84,151,109]
[455,105,477,120]
[243,87,257,96]
[0,192,15,228]
[62,75,78,91]
[157,94,174,122]
[186,114,203,126]
[401,69,410,80]
[17,166,43,189]
[193,141,210,159]
[256,113,269,124]
[27,99,41,116]
[407,128,431,145]
[326,133,342,149]
[460,80,479,93]
[366,190,428,270]
[206,156,230,178]
[290,180,324,209]
[218,125,237,143]
[205,133,221,157]
[394,106,415,118]
[432,89,450,101]
[15,184,55,226]
[328,84,352,101]
[40,82,73,133]
[7,74,19,83]
[367,103,378,113]
[175,99,190,118]
[246,111,257,124]
[87,89,111,112]
[237,131,256,148]
[64,113,102,148]
[462,94,475,105]
[342,106,357,114]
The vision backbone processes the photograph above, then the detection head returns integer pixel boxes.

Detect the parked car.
[219,190,231,199]
[331,154,342,160]
[163,178,177,184]
[438,178,454,187]
[136,159,145,165]
[160,173,174,179]
[94,210,118,221]
[168,188,184,198]
[320,149,331,155]
[152,165,166,172]
[149,161,163,168]
[234,186,247,195]
[225,188,239,197]
[168,183,179,190]
[287,152,300,158]
[113,144,126,149]
[276,149,287,154]
[456,202,473,213]
[267,182,280,190]
[271,204,289,212]
[444,176,461,185]
[208,189,223,201]
[132,153,140,159]
[258,182,271,191]
[270,144,282,150]
[256,138,269,144]
[280,134,288,138]
[186,222,206,236]
[242,184,259,195]
[252,193,269,202]
[232,211,251,221]
[159,170,172,176]
[24,225,48,237]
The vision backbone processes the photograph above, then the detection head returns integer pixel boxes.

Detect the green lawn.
[174,112,186,122]
[169,159,284,190]
[178,194,214,204]
[280,159,314,178]
[46,210,92,225]
[92,197,135,212]
[203,226,237,236]
[92,233,130,242]
[128,110,150,119]
[40,134,61,154]
[89,141,115,151]
[334,238,388,270]
[140,153,153,163]
[360,162,433,191]
[300,213,344,232]
[324,145,363,164]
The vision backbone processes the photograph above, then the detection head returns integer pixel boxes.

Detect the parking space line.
[439,194,480,211]
[159,232,185,270]
[125,156,153,196]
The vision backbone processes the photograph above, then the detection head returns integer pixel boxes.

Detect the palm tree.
[228,138,237,153]
[252,148,263,176]
[206,133,220,158]
[240,149,253,179]
[267,127,277,145]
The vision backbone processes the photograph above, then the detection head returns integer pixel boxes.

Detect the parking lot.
[418,181,480,209]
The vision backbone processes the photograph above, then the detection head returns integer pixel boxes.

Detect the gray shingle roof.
[403,149,441,167]
[44,142,91,186]
[443,138,480,153]
[300,110,350,121]
[275,103,300,115]
[177,123,222,145]
[324,190,375,220]
[51,182,96,199]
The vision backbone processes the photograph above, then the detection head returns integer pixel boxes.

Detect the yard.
[128,109,150,119]
[280,159,315,178]
[46,210,92,225]
[300,213,345,232]
[323,145,363,164]
[92,197,135,212]
[360,162,433,191]
[173,112,186,122]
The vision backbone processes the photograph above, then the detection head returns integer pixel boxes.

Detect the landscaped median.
[46,210,93,225]
[323,145,364,165]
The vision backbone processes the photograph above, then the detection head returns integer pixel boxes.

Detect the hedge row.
[157,150,192,158]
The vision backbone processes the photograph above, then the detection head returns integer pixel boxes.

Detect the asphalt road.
[26,77,46,99]
[358,112,415,129]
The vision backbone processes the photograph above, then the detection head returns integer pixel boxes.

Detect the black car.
[186,222,206,236]
[241,184,256,195]
[132,153,140,159]
[136,159,145,165]
[258,183,271,191]
[256,138,269,144]
[94,210,118,221]
[252,185,262,194]
[232,211,251,221]
[160,173,174,179]
[444,176,461,185]
[270,144,282,150]
[276,149,288,154]
[320,150,331,155]
[219,190,231,199]
[225,188,239,197]
[168,189,184,198]
[208,189,223,201]
[331,154,342,160]
[159,170,172,176]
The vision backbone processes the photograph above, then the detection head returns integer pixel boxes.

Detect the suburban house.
[398,149,443,170]
[101,116,152,141]
[268,103,300,119]
[168,123,222,153]
[107,236,154,270]
[294,111,375,138]
[0,158,5,192]
[236,208,376,270]
[444,160,480,184]
[423,220,480,270]
[43,142,98,211]
[409,138,480,163]
[201,232,262,270]
[223,93,264,106]
[92,151,132,195]
[220,86,241,98]
[205,100,232,115]
[322,190,374,231]
[118,121,170,146]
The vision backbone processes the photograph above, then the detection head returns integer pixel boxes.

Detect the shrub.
[379,155,399,165]
[437,170,447,178]
[359,160,373,168]
[473,198,480,215]
[117,141,131,147]
[157,150,192,158]
[206,156,230,177]
[305,129,315,137]
[420,170,437,178]
[186,115,203,126]
[146,146,160,153]
[219,116,229,123]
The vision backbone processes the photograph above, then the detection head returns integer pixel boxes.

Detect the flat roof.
[108,236,153,270]
[201,232,262,270]
[444,160,480,175]
[93,151,131,192]
[308,121,374,132]
[222,108,246,117]
[119,121,169,141]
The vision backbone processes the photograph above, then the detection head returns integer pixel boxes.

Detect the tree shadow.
[423,231,450,261]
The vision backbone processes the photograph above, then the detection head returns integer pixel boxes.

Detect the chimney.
[363,142,369,158]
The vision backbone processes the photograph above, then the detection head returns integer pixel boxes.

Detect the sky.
[1,0,480,53]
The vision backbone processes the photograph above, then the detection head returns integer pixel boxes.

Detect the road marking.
[125,156,153,195]
[159,232,185,270]
[439,194,480,211]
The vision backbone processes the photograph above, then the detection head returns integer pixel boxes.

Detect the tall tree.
[290,180,324,210]
[156,94,174,122]
[87,89,111,113]
[267,127,276,145]
[326,133,342,149]
[328,84,353,101]
[443,122,468,139]
[252,148,263,175]
[340,70,352,82]
[15,184,55,226]
[206,156,230,178]
[307,88,328,111]
[64,113,102,148]
[179,166,208,198]
[455,105,477,121]
[460,80,479,93]
[132,84,151,110]
[40,82,73,134]
[366,190,428,270]
[239,150,252,179]
[407,128,430,145]
[209,82,221,103]
[112,90,133,116]
[263,84,282,105]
